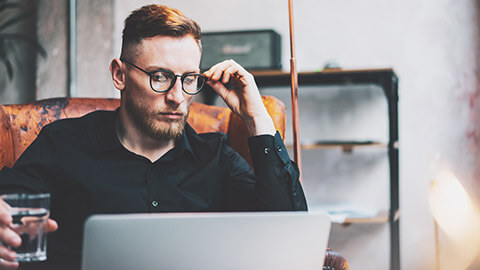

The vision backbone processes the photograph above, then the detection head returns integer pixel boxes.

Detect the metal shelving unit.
[251,68,400,270]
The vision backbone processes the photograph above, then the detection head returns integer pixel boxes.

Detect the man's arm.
[204,60,307,211]
[0,127,57,193]
[247,132,307,210]
[0,128,59,269]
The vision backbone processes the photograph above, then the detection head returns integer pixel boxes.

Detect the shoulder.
[44,110,114,133]
[184,123,239,159]
[185,124,227,153]
[197,132,228,144]
[185,124,252,174]
[41,110,116,147]
[197,132,242,161]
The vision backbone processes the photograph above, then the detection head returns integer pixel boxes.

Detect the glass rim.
[150,74,206,95]
[0,193,50,200]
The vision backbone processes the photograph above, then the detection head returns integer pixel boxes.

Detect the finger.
[0,200,10,210]
[218,59,248,77]
[208,66,226,82]
[0,201,12,225]
[202,64,220,80]
[0,258,19,270]
[45,219,58,233]
[205,80,229,97]
[203,60,227,77]
[212,62,251,87]
[0,246,17,262]
[0,227,21,248]
[204,59,237,81]
[221,65,239,84]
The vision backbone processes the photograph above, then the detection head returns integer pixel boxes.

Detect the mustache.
[156,106,189,116]
[157,110,187,115]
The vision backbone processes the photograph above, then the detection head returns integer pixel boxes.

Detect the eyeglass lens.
[151,71,206,94]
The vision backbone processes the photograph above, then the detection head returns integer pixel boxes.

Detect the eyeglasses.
[121,58,206,95]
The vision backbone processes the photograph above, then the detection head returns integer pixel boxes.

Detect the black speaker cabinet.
[200,29,281,71]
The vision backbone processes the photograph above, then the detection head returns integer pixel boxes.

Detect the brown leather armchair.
[0,96,286,170]
[0,96,348,269]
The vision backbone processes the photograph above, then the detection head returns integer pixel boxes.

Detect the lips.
[157,112,184,120]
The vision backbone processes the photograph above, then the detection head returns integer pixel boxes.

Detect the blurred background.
[1,0,480,269]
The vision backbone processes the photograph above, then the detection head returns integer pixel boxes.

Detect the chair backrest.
[0,96,286,170]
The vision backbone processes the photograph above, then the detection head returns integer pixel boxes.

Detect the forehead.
[135,36,201,71]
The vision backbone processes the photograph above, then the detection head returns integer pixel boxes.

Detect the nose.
[165,76,185,105]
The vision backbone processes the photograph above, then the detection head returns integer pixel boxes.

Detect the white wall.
[113,1,480,269]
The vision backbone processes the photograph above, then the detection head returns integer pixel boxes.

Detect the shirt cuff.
[247,131,290,168]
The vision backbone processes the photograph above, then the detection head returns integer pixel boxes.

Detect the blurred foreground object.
[324,249,349,270]
[0,0,46,80]
[429,169,480,269]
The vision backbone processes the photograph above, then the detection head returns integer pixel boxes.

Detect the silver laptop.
[81,211,331,270]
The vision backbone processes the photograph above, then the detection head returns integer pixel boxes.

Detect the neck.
[117,108,176,162]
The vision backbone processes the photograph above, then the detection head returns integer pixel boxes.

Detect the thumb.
[45,219,58,233]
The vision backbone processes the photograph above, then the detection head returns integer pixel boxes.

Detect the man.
[0,4,307,270]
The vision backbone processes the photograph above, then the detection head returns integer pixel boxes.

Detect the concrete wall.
[76,0,116,98]
[36,0,68,100]
[36,0,117,99]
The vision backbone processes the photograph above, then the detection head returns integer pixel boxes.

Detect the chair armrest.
[0,104,14,169]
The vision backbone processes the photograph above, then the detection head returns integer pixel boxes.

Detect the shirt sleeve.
[0,127,55,194]
[247,131,307,211]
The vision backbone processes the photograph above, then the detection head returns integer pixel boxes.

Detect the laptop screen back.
[82,212,331,270]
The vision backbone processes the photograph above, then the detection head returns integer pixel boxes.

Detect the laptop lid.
[81,211,331,270]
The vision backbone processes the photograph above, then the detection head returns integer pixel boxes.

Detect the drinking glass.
[1,193,50,262]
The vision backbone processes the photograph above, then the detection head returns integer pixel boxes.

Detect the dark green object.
[0,0,46,80]
[200,29,281,72]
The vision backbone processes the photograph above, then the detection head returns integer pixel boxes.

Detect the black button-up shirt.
[0,110,307,269]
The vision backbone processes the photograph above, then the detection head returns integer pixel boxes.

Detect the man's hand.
[204,60,276,136]
[0,199,58,270]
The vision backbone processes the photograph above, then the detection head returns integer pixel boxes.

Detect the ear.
[110,58,126,91]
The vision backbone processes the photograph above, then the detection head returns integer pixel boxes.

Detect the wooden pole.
[288,0,302,179]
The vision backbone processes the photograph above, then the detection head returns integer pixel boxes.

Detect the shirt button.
[277,145,282,152]
[152,200,159,207]
[264,147,271,154]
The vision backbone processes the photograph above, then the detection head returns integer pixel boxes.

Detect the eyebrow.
[146,65,200,75]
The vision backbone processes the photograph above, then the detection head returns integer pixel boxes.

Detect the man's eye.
[184,76,197,85]
[152,72,169,82]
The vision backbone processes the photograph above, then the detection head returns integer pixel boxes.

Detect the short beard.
[124,94,189,141]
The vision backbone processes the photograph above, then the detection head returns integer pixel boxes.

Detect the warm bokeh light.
[429,170,480,269]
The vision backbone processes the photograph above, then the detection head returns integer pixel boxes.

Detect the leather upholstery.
[324,249,350,270]
[0,105,14,169]
[0,96,286,170]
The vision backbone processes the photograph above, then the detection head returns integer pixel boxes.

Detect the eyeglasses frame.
[120,58,206,95]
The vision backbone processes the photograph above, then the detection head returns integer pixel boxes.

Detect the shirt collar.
[175,123,199,163]
[93,109,123,153]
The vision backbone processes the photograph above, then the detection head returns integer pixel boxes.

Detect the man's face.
[122,36,201,140]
